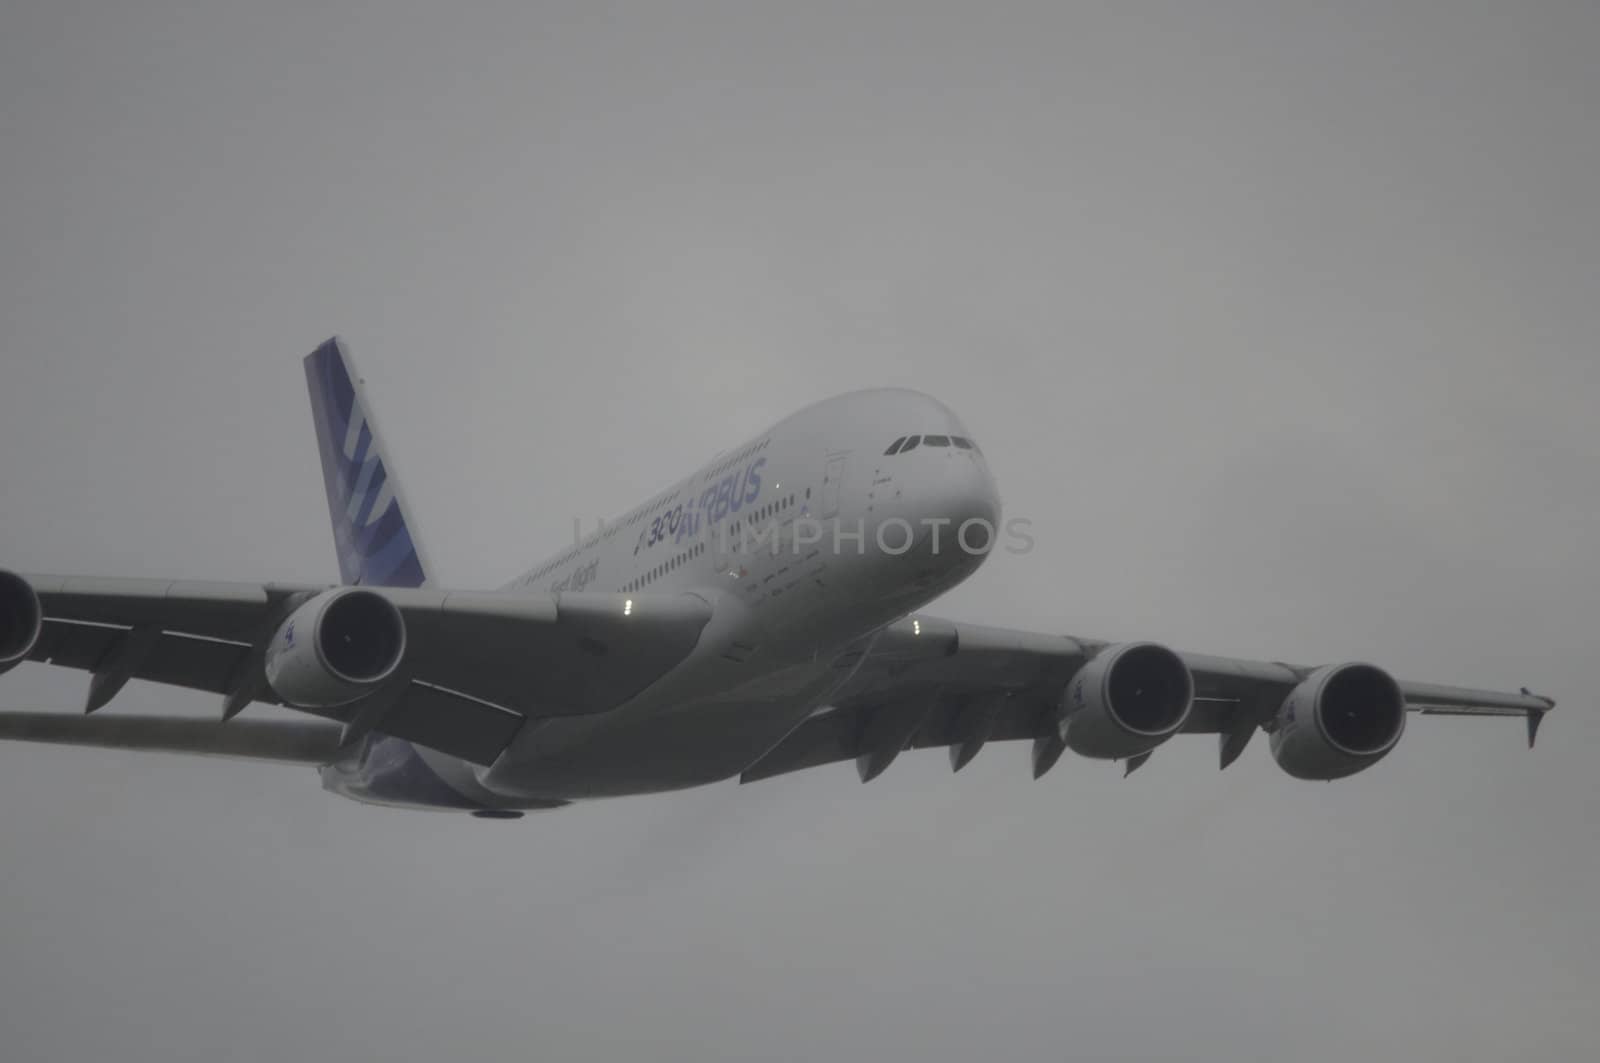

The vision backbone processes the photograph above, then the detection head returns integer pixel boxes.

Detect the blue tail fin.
[303,337,431,588]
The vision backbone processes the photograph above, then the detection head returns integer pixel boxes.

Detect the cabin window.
[900,435,921,452]
[923,434,950,447]
[884,436,907,455]
[952,436,973,449]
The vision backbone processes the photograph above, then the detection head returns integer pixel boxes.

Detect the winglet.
[1521,688,1552,749]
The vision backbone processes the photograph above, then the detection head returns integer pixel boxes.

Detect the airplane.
[0,338,1554,817]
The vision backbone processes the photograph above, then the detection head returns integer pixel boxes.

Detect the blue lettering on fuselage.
[629,457,770,557]
[688,457,764,540]
[744,458,764,504]
[637,457,767,549]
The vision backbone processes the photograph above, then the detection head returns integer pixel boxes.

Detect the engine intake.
[264,588,407,708]
[1270,662,1406,780]
[1061,641,1195,759]
[0,569,42,672]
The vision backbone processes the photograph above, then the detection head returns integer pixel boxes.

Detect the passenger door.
[821,454,847,519]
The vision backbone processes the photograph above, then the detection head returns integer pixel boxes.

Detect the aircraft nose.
[926,455,1003,555]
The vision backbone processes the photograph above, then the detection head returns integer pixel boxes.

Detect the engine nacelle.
[264,588,407,708]
[1060,641,1195,759]
[0,569,43,675]
[1270,662,1406,780]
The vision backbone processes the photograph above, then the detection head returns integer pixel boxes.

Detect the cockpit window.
[923,434,950,447]
[951,436,974,449]
[900,435,921,452]
[884,436,907,455]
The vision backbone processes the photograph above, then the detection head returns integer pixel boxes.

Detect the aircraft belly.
[478,662,847,800]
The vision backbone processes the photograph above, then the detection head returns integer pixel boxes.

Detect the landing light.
[623,599,633,616]
[913,619,921,636]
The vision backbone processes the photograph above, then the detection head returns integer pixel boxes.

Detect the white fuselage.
[330,389,1001,805]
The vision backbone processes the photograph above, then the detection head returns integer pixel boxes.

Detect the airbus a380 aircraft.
[0,340,1553,816]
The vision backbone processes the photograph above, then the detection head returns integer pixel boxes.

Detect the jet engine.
[1269,662,1406,780]
[1060,641,1195,759]
[0,569,43,675]
[264,588,407,708]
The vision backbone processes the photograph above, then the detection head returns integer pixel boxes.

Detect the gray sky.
[2,2,1598,1060]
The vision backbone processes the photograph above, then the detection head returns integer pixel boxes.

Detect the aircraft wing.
[740,616,1555,784]
[0,712,344,764]
[9,574,712,765]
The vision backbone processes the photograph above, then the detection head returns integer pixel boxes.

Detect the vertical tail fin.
[303,337,432,588]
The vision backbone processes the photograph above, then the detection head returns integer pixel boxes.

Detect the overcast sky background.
[2,2,1598,1060]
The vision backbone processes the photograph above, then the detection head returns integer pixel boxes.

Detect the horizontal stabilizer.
[0,712,343,764]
